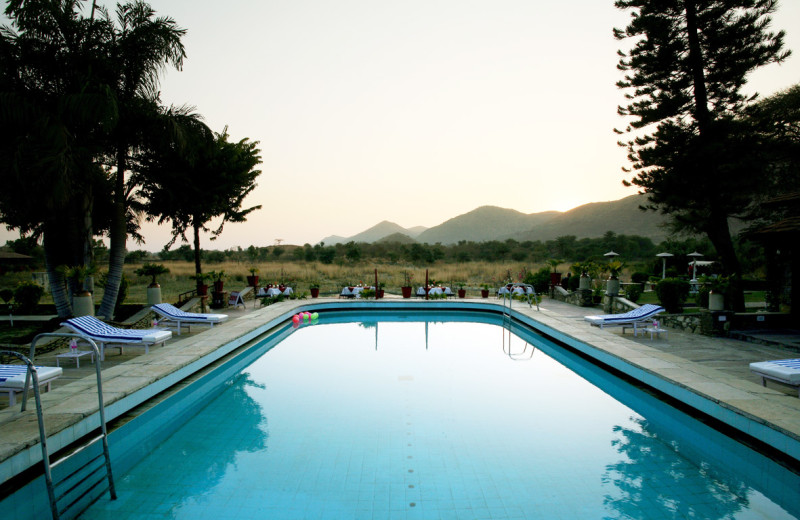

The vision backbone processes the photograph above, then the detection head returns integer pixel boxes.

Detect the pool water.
[79,314,800,519]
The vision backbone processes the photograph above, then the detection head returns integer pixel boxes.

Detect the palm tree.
[97,1,187,319]
[0,0,118,317]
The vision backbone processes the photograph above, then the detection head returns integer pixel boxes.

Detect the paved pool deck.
[2,297,799,488]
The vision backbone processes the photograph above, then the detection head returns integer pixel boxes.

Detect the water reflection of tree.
[602,417,749,520]
[126,373,268,510]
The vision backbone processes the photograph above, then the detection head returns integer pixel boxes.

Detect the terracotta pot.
[310,287,320,298]
[377,289,385,299]
[213,280,224,292]
[458,289,466,298]
[481,289,489,298]
[401,286,412,298]
[247,275,259,287]
[197,284,208,296]
[550,272,562,287]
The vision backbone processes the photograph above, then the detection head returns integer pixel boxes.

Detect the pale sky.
[3,1,799,251]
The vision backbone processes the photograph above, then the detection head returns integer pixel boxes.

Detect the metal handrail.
[499,283,539,311]
[17,333,117,519]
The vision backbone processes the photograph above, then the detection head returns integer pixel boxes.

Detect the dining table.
[417,286,452,297]
[341,286,374,298]
[497,285,533,296]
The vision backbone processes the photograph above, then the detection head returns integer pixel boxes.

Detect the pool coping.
[1,298,799,487]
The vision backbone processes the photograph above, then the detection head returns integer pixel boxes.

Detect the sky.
[2,0,799,251]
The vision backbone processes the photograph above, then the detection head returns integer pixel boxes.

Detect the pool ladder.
[5,333,117,520]
[499,284,539,360]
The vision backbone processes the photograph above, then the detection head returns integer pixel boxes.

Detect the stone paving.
[2,296,799,488]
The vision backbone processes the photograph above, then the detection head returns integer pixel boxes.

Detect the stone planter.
[579,275,591,291]
[606,278,620,296]
[708,292,724,311]
[72,293,94,317]
[146,284,162,305]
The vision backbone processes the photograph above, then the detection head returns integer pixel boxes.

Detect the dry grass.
[1,259,567,304]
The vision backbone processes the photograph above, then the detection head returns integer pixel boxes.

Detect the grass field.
[0,260,564,305]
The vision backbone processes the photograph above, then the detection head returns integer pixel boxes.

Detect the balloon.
[292,321,299,329]
[310,312,319,320]
[292,314,300,324]
[303,313,309,322]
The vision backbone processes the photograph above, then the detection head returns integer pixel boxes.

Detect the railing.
[176,289,198,306]
[14,333,117,520]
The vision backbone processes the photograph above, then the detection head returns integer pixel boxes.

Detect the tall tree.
[96,1,187,319]
[0,0,117,317]
[614,0,790,311]
[140,124,262,285]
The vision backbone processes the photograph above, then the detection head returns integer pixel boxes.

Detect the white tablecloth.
[258,287,293,297]
[498,286,533,295]
[417,287,452,296]
[341,286,374,297]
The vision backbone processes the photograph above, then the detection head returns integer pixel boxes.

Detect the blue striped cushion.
[63,316,168,343]
[154,303,212,321]
[0,365,62,387]
[600,304,664,323]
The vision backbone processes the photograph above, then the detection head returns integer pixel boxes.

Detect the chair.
[62,316,172,360]
[750,359,800,397]
[584,304,665,336]
[1,364,63,406]
[228,287,252,309]
[152,303,228,335]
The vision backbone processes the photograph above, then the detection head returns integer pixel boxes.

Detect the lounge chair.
[1,364,63,406]
[750,359,800,397]
[62,316,172,360]
[152,303,228,335]
[584,304,665,336]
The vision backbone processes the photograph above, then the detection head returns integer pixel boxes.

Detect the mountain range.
[319,194,672,246]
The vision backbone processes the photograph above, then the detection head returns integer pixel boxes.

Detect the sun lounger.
[584,304,665,336]
[1,364,63,406]
[750,359,800,397]
[152,303,228,335]
[62,316,172,360]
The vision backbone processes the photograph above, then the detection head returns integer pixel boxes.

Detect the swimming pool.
[66,310,800,520]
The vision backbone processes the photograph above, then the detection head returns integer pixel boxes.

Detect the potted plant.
[61,264,96,316]
[573,262,592,291]
[401,271,413,299]
[135,263,170,305]
[704,275,729,311]
[480,283,490,298]
[377,282,385,299]
[606,260,624,296]
[209,270,226,293]
[456,281,466,299]
[247,267,260,288]
[190,272,212,296]
[309,281,320,298]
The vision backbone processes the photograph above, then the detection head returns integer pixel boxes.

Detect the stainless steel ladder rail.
[499,284,538,360]
[16,333,117,519]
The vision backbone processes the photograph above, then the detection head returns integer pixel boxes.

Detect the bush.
[631,272,649,284]
[655,278,689,313]
[625,284,642,303]
[568,274,580,291]
[523,266,550,294]
[13,281,44,313]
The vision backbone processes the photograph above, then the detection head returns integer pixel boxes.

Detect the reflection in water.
[603,416,748,520]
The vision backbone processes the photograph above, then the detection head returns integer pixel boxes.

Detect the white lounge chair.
[1,364,63,406]
[584,304,665,336]
[62,316,172,360]
[152,303,228,335]
[750,359,800,397]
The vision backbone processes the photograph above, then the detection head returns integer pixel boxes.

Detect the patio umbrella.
[688,252,703,281]
[656,252,674,279]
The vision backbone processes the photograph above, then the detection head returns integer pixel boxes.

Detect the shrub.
[568,274,580,291]
[631,272,649,285]
[625,284,642,303]
[14,281,44,313]
[523,266,550,294]
[656,278,689,313]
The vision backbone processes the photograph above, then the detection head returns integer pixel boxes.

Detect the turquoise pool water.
[79,312,800,519]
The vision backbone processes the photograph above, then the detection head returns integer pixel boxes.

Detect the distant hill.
[416,206,559,244]
[316,195,672,246]
[376,232,417,244]
[320,220,427,245]
[509,195,670,243]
